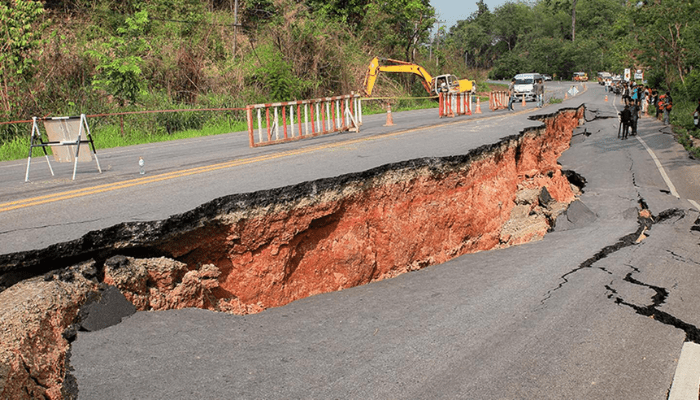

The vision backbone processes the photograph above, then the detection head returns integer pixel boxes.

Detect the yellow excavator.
[362,57,476,97]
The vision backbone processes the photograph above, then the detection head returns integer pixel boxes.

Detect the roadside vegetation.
[1,0,699,161]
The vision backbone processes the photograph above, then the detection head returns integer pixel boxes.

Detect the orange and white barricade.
[439,92,472,118]
[489,91,508,111]
[247,94,361,148]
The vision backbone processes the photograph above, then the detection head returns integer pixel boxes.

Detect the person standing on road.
[663,91,673,125]
[622,83,630,105]
[507,78,515,111]
[631,83,639,107]
[620,105,632,139]
[537,79,545,107]
[693,98,700,131]
[630,103,640,136]
[656,92,665,121]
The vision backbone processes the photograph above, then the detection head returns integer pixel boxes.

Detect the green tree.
[305,0,370,29]
[630,0,700,90]
[443,1,494,69]
[362,0,435,61]
[492,2,531,51]
[85,10,150,106]
[0,0,47,116]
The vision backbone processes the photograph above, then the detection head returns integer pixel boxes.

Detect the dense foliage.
[0,0,698,146]
[443,0,699,101]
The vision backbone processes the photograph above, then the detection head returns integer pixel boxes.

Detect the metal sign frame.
[25,114,102,182]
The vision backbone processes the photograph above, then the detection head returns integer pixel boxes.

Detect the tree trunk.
[572,0,578,41]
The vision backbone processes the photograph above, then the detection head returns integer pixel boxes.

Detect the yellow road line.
[0,113,510,214]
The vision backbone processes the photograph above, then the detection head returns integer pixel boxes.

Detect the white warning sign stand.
[567,86,580,98]
[25,114,102,181]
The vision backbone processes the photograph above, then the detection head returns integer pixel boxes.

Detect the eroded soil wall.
[0,106,584,399]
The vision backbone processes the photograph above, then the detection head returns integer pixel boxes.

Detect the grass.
[0,118,250,162]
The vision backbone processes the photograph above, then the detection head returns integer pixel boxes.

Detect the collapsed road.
[2,83,700,399]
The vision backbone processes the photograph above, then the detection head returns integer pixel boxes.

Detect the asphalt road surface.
[3,82,700,399]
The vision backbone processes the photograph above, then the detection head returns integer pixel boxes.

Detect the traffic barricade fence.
[25,114,102,181]
[489,91,509,111]
[246,94,362,148]
[438,92,472,118]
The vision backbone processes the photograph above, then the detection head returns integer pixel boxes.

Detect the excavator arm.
[362,57,434,96]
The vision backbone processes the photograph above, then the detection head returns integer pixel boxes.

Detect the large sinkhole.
[1,106,584,399]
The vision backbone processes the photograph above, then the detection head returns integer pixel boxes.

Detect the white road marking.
[689,199,700,212]
[669,342,700,400]
[612,101,700,209]
[634,134,680,198]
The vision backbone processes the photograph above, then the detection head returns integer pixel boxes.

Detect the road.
[0,83,580,255]
[3,81,700,399]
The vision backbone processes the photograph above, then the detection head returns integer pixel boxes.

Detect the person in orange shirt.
[663,91,673,125]
[656,93,665,121]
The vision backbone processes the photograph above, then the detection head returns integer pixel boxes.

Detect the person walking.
[507,78,515,111]
[536,79,544,107]
[663,91,673,125]
[693,98,700,131]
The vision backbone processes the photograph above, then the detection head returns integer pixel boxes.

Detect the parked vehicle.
[513,73,543,102]
[597,72,611,84]
[542,74,552,81]
[573,72,588,81]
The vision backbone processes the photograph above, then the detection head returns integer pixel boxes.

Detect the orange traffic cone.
[476,97,482,114]
[605,95,608,102]
[521,95,526,107]
[565,91,568,100]
[384,103,394,126]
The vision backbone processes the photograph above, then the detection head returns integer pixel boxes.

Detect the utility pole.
[232,0,239,61]
[435,20,445,67]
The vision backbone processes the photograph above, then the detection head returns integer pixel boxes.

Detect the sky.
[431,0,510,33]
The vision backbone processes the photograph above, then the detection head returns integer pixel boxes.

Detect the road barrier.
[438,92,472,118]
[25,115,102,181]
[246,94,362,148]
[489,91,509,111]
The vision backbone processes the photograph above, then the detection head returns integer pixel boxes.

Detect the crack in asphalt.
[0,218,105,236]
[544,205,700,343]
[540,214,650,305]
[606,263,700,343]
[667,250,700,266]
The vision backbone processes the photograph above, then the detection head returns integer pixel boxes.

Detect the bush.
[683,69,700,102]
